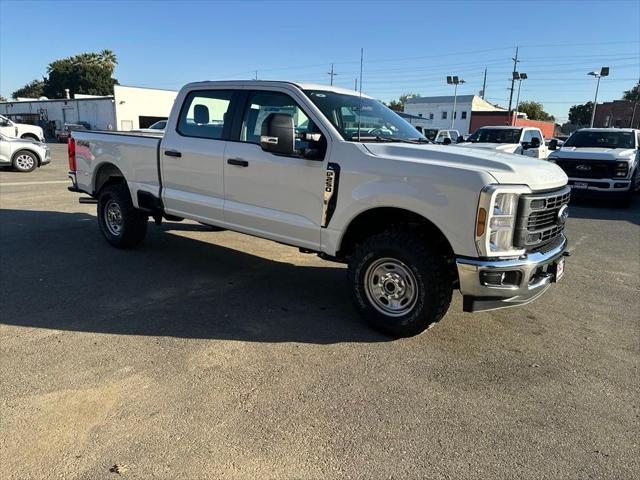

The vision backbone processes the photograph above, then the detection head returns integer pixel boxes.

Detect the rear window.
[177,90,233,140]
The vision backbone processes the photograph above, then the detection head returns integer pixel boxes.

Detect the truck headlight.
[614,161,629,177]
[475,185,531,257]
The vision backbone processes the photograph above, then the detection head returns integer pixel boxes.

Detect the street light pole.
[447,75,465,130]
[588,67,609,128]
[512,72,527,126]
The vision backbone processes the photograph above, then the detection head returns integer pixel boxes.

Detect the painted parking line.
[0,180,70,187]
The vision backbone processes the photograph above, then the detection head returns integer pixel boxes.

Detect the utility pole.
[507,46,519,125]
[254,70,258,80]
[481,68,487,99]
[327,63,338,86]
[354,78,358,91]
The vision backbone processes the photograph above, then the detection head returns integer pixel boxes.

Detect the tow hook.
[562,251,572,257]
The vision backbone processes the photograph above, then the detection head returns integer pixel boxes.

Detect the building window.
[429,113,434,120]
[461,111,467,119]
[441,111,447,120]
[454,112,457,119]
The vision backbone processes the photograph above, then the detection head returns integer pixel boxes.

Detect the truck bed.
[71,130,162,208]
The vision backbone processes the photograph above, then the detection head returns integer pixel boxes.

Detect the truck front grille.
[514,186,570,251]
[554,159,616,179]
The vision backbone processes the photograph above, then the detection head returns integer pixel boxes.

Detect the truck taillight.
[68,137,76,172]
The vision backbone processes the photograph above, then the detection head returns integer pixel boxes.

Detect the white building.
[0,85,177,136]
[403,95,505,135]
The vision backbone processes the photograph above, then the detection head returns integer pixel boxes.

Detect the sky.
[1,0,638,122]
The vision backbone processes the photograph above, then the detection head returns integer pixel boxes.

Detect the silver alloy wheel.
[15,153,35,171]
[364,257,419,317]
[104,200,124,236]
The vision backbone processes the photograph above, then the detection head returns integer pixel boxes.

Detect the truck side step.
[78,197,98,204]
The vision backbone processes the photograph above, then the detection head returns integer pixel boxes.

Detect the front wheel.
[347,231,453,337]
[12,150,37,172]
[97,184,148,248]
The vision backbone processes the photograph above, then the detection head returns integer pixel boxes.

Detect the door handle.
[164,150,182,158]
[227,158,249,167]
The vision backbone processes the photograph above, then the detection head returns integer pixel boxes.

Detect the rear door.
[222,88,328,249]
[160,89,238,222]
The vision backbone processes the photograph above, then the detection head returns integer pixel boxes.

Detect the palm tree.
[99,49,117,71]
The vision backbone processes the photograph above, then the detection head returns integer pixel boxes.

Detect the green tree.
[517,101,554,121]
[622,83,639,101]
[44,51,118,98]
[386,92,419,112]
[11,79,46,99]
[568,102,593,125]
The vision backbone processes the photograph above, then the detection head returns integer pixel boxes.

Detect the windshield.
[563,130,635,149]
[304,90,427,143]
[467,128,521,144]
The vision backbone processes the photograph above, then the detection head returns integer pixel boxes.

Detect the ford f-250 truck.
[548,128,639,207]
[68,81,570,337]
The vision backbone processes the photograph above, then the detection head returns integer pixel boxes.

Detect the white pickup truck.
[459,126,549,159]
[548,128,639,207]
[0,114,45,142]
[68,81,570,337]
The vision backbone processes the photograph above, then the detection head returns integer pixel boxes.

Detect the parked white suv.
[548,128,639,207]
[0,114,45,142]
[422,128,461,144]
[460,126,549,159]
[68,81,569,337]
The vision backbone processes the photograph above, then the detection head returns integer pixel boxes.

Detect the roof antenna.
[357,48,363,142]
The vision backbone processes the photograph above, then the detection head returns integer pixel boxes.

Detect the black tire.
[347,231,453,337]
[12,150,38,172]
[97,184,148,248]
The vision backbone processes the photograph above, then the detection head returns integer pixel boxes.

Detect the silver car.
[0,132,51,172]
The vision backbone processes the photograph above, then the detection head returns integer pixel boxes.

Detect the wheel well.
[20,133,38,140]
[94,163,125,194]
[12,149,41,166]
[338,207,454,260]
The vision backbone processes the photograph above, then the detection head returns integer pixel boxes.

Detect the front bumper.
[568,177,631,193]
[41,148,51,165]
[456,235,567,312]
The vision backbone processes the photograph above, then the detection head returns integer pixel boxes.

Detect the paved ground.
[1,145,638,479]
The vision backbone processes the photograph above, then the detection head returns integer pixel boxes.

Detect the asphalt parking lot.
[1,144,638,479]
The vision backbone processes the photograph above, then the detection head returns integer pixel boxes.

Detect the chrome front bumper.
[456,235,568,312]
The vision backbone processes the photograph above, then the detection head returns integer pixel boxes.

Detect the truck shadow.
[0,209,390,344]
[568,196,640,226]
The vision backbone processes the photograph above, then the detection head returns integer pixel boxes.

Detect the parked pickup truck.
[68,80,570,337]
[548,128,639,207]
[459,126,549,159]
[0,114,45,142]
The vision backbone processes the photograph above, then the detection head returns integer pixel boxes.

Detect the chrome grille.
[514,187,570,250]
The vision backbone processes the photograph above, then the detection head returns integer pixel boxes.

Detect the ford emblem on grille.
[576,164,591,171]
[557,204,569,225]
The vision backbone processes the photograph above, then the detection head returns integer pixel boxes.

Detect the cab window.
[240,91,325,159]
[177,90,233,140]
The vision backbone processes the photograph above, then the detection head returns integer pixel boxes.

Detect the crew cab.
[460,126,549,159]
[548,128,639,207]
[0,114,45,142]
[68,81,570,337]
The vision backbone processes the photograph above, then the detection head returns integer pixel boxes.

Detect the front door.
[160,89,236,223]
[223,89,327,250]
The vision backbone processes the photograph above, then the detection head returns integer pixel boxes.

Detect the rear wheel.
[347,231,453,337]
[12,150,37,172]
[97,184,148,248]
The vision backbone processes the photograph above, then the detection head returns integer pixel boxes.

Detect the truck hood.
[363,143,567,191]
[456,142,519,153]
[551,147,637,161]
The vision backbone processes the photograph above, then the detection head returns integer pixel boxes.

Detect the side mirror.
[443,137,452,145]
[548,139,558,150]
[530,137,541,148]
[260,113,295,155]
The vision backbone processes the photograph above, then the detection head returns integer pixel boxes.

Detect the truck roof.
[575,127,638,133]
[477,125,536,130]
[181,80,373,99]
